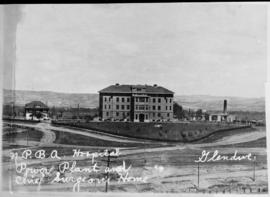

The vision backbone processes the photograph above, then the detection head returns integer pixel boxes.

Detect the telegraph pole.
[77,104,80,120]
[197,162,200,188]
[253,155,256,182]
[105,150,111,192]
[26,129,29,146]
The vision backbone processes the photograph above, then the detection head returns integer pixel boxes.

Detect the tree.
[173,102,185,120]
[196,109,203,119]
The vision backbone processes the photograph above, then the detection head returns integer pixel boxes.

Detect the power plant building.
[98,84,174,122]
[209,100,236,122]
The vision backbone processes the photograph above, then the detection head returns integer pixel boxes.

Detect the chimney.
[153,84,157,87]
[223,100,227,114]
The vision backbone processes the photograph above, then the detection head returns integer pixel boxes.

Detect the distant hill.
[3,89,265,112]
[3,89,98,109]
[174,95,265,112]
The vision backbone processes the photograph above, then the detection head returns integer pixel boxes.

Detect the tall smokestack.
[223,100,227,114]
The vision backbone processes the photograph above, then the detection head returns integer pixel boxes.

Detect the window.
[116,112,119,116]
[146,98,149,102]
[135,114,138,119]
[116,97,119,102]
[153,106,156,110]
[167,113,170,117]
[122,105,125,110]
[153,98,156,103]
[127,105,130,110]
[106,112,109,116]
[136,98,138,102]
[104,105,106,109]
[127,98,130,102]
[122,98,125,102]
[170,106,172,110]
[139,97,144,102]
[109,105,110,109]
[145,106,149,110]
[158,106,161,110]
[116,105,119,110]
[146,115,148,119]
[139,105,144,110]
[158,98,161,103]
[127,112,129,116]
[136,105,138,110]
[158,113,161,117]
[104,97,107,102]
[166,106,167,110]
[170,98,172,103]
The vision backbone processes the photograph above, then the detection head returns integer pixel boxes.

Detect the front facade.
[99,84,174,122]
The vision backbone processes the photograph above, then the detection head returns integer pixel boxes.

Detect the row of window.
[104,105,130,110]
[135,105,172,111]
[104,97,130,102]
[105,112,171,118]
[104,104,172,111]
[106,111,130,117]
[135,97,173,103]
[104,105,172,111]
[104,96,173,103]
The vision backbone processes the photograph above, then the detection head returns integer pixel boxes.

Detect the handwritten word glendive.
[72,148,120,163]
[194,150,253,163]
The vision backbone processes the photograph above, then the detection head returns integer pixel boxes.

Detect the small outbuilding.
[25,101,49,120]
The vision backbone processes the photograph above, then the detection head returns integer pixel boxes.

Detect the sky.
[4,3,267,97]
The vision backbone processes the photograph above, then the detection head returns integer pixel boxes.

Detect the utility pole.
[26,129,29,146]
[105,150,111,192]
[197,162,200,188]
[77,103,80,120]
[253,155,256,182]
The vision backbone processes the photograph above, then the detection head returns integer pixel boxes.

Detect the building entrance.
[139,114,145,122]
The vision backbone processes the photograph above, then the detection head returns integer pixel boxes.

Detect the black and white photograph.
[1,3,269,195]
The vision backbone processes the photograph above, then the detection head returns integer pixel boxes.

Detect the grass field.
[52,120,249,142]
[1,122,268,193]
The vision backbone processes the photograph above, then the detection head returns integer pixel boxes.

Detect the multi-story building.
[99,84,174,122]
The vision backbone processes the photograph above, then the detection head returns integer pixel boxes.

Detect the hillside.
[174,95,265,112]
[3,89,98,108]
[3,89,265,112]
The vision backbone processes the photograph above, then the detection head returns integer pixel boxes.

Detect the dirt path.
[38,123,56,144]
[193,129,266,148]
[3,122,266,158]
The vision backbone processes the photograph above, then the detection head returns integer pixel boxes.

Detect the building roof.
[99,84,174,95]
[25,101,49,109]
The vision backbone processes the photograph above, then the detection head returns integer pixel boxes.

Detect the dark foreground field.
[1,121,268,193]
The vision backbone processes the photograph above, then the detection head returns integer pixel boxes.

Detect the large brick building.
[99,84,174,122]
